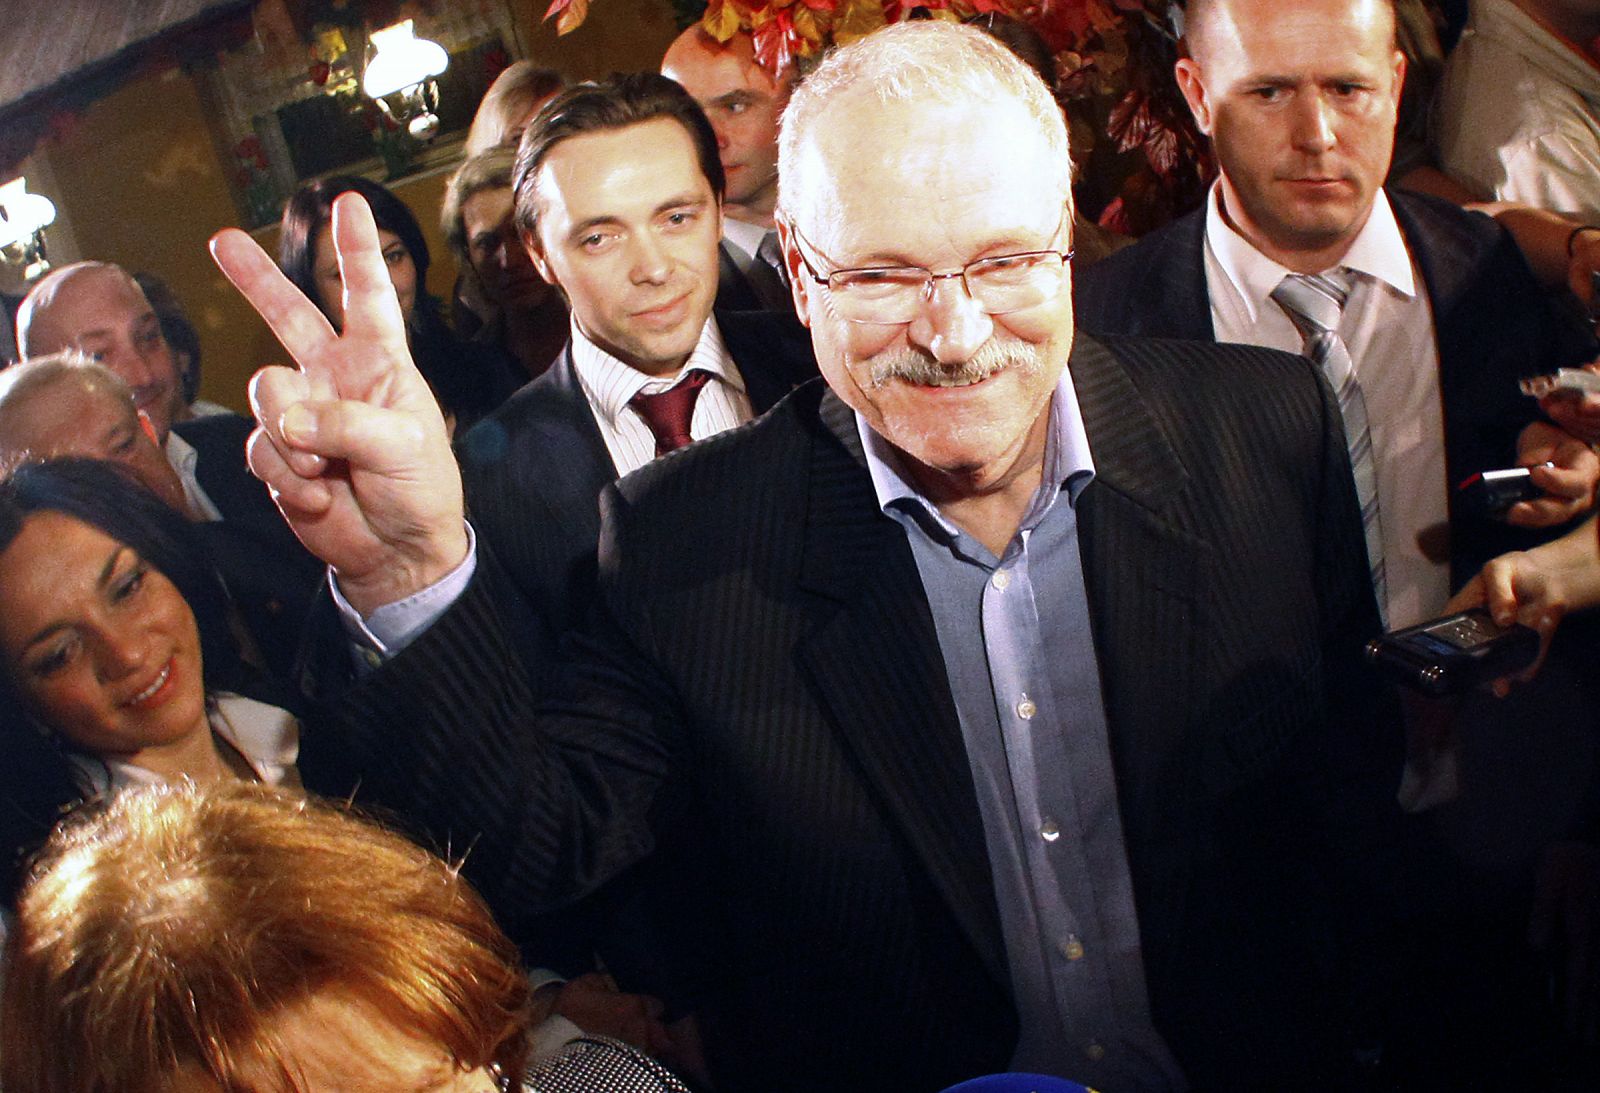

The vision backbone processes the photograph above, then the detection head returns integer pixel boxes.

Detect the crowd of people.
[1,0,1599,1089]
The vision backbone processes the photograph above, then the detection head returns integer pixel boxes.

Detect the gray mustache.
[866,342,1042,389]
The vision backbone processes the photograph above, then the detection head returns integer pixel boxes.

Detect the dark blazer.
[714,240,764,313]
[457,309,817,674]
[308,334,1424,1092]
[172,413,323,682]
[1073,188,1598,586]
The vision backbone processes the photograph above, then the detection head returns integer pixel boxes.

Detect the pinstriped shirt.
[859,379,1184,1091]
[569,316,754,477]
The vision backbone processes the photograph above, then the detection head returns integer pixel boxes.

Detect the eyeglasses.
[784,211,1074,325]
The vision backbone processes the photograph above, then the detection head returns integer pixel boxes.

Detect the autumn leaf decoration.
[543,0,1209,234]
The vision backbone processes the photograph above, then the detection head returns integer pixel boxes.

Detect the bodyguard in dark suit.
[663,26,798,319]
[219,21,1437,1093]
[1076,0,1597,622]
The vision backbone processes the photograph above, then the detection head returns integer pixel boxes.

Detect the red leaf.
[1106,90,1154,153]
[1142,123,1178,177]
[752,10,798,72]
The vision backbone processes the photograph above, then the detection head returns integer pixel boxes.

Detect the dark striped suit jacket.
[456,309,817,684]
[1073,188,1599,587]
[308,334,1420,1091]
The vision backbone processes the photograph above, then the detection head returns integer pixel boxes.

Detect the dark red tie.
[629,369,712,456]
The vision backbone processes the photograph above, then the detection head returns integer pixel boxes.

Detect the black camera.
[1364,609,1540,697]
[1456,464,1549,520]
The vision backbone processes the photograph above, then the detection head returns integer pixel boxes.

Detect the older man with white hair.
[214,21,1421,1091]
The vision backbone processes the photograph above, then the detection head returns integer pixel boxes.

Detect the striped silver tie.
[1272,271,1388,621]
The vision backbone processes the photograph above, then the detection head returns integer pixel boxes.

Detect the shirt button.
[1039,818,1061,842]
[991,568,1011,590]
[1016,698,1036,720]
[1085,1041,1106,1062]
[1059,934,1085,961]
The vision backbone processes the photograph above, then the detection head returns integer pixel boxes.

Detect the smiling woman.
[0,457,293,909]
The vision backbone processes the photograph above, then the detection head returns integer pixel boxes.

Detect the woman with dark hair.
[0,458,295,908]
[1,783,691,1093]
[279,175,520,434]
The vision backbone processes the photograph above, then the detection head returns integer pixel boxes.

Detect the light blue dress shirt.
[858,377,1185,1091]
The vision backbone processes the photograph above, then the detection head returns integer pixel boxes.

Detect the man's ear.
[773,217,811,329]
[520,228,556,286]
[1389,49,1407,109]
[1174,58,1214,135]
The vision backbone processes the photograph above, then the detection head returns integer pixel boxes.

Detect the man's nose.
[909,276,995,365]
[629,231,673,285]
[1291,94,1337,154]
[107,340,157,389]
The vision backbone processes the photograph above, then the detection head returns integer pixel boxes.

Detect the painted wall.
[17,0,681,412]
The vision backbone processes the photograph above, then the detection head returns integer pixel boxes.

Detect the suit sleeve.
[300,510,683,923]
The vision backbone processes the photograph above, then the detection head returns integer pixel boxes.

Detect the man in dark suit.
[1075,0,1597,627]
[457,74,815,666]
[219,21,1435,1092]
[662,26,796,316]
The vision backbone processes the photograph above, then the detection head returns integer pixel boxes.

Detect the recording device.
[1456,463,1551,519]
[1520,368,1600,399]
[1365,609,1540,697]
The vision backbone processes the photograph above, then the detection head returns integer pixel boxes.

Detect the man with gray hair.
[215,21,1419,1090]
[0,352,188,510]
[0,353,321,681]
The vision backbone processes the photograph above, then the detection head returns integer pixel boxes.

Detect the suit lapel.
[524,347,618,544]
[1158,210,1217,341]
[1069,336,1209,852]
[714,241,762,312]
[793,391,1010,991]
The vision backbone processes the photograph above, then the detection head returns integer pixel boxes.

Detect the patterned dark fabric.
[524,1037,689,1092]
[305,334,1425,1090]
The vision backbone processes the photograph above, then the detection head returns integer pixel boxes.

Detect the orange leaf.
[544,0,590,34]
[701,0,744,41]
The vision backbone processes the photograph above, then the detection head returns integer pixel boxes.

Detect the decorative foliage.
[545,0,1208,233]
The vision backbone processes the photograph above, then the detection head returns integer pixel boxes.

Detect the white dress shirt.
[1435,0,1600,220]
[164,430,223,522]
[1204,185,1450,627]
[721,216,769,273]
[569,315,754,478]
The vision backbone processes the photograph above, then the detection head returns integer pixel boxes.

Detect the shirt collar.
[164,429,198,473]
[1204,182,1415,324]
[69,692,298,793]
[721,217,769,267]
[569,314,743,427]
[857,368,1096,542]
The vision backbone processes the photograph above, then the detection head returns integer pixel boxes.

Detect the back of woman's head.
[277,176,431,320]
[0,782,530,1093]
[466,62,566,157]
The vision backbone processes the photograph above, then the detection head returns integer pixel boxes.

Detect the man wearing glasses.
[217,22,1420,1093]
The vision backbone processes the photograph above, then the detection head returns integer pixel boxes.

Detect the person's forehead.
[663,33,776,98]
[536,118,709,219]
[462,187,515,233]
[1201,0,1395,71]
[794,95,1063,252]
[4,380,130,451]
[51,271,152,333]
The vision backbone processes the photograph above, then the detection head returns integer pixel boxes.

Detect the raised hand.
[210,193,468,615]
